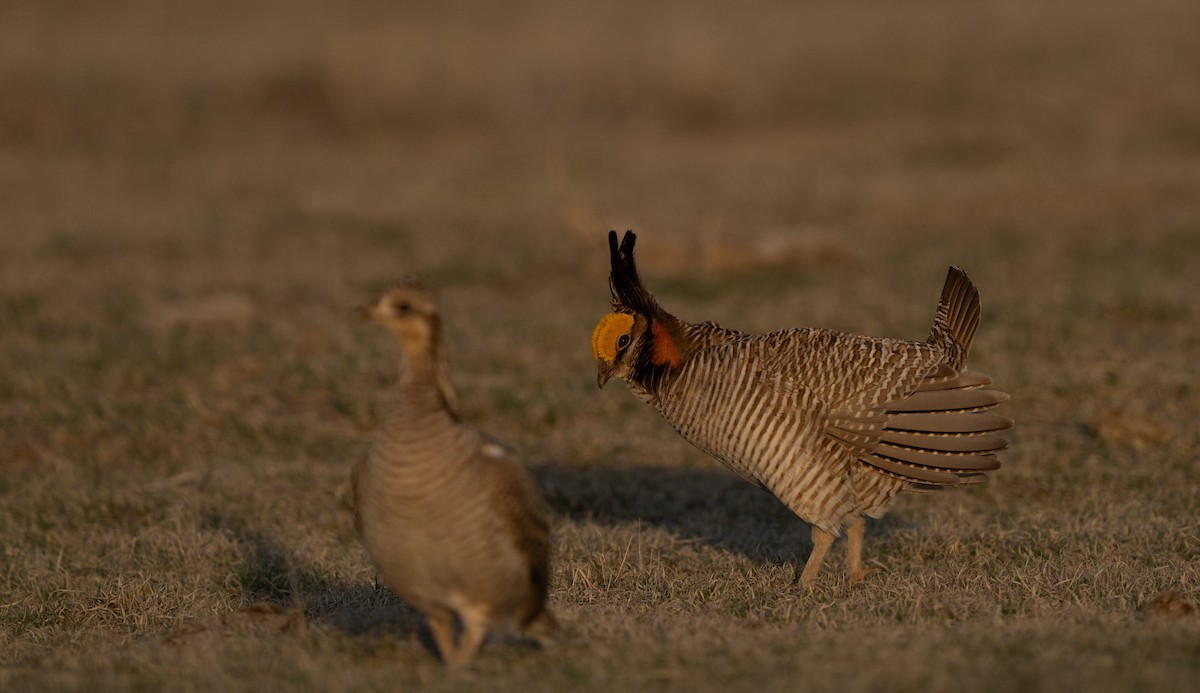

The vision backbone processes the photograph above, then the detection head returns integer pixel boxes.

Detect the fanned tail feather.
[914,365,993,391]
[907,473,989,494]
[887,388,1009,413]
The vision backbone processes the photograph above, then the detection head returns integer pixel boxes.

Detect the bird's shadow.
[532,458,908,568]
[196,509,431,650]
[195,459,909,648]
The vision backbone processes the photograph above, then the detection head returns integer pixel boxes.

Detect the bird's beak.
[353,304,372,321]
[597,365,612,388]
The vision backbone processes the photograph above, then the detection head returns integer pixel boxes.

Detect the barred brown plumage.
[592,231,1012,587]
[353,280,555,667]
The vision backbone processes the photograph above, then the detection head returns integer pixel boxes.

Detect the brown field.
[2,0,1198,690]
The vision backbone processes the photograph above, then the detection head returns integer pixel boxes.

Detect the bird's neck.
[395,341,460,420]
[632,316,745,394]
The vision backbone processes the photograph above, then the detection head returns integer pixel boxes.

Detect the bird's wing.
[809,337,1010,486]
[475,439,553,623]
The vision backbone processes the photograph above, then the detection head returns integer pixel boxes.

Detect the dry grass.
[2,0,1198,690]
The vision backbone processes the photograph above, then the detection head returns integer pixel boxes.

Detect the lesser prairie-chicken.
[354,281,555,666]
[591,231,1011,586]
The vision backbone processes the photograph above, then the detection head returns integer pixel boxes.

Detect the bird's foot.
[846,563,882,588]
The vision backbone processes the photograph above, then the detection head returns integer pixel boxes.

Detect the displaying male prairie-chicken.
[591,231,1011,586]
[353,281,556,667]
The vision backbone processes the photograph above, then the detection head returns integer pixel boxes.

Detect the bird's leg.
[448,605,489,669]
[424,611,460,667]
[798,526,835,586]
[845,515,870,587]
[522,608,559,647]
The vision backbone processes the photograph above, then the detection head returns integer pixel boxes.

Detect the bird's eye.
[396,301,411,314]
[617,333,631,349]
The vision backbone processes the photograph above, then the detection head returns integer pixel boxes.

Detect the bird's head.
[356,279,441,354]
[591,230,684,387]
[591,310,649,387]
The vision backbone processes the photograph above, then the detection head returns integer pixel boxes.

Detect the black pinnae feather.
[608,230,656,315]
[607,230,623,304]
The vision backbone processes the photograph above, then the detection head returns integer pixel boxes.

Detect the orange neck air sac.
[650,320,683,368]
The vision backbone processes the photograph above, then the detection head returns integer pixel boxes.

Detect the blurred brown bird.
[353,281,555,667]
[592,231,1011,586]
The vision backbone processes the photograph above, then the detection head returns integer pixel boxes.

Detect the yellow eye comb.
[591,313,634,363]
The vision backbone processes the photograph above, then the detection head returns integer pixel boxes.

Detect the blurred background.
[5,0,1197,277]
[4,0,1197,453]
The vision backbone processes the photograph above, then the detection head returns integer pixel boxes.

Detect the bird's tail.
[927,265,981,370]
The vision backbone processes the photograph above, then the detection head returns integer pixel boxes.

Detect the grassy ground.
[2,0,1198,690]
